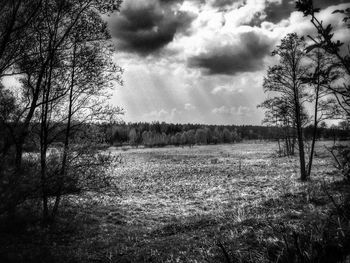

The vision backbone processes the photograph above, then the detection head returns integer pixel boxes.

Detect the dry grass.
[1,141,348,262]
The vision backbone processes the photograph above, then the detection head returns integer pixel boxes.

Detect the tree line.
[102,122,349,147]
[3,121,348,150]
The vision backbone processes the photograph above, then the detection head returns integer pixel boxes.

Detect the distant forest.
[2,121,349,151]
[3,121,348,152]
[66,121,350,148]
[104,121,350,147]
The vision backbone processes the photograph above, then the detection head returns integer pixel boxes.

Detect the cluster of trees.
[104,122,241,147]
[101,121,349,148]
[141,127,239,147]
[0,0,123,223]
[11,120,348,151]
[259,1,350,180]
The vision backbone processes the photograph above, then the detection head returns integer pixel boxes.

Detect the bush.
[328,145,350,181]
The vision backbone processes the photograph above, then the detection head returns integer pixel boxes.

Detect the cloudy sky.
[108,0,350,125]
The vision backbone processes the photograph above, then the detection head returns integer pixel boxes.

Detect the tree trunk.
[297,123,307,181]
[52,42,77,219]
[40,53,55,223]
[294,95,307,180]
[292,63,307,180]
[307,82,320,177]
[40,87,49,222]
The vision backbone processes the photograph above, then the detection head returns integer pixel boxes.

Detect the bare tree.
[0,0,123,218]
[262,33,310,181]
[303,48,343,176]
[35,13,123,222]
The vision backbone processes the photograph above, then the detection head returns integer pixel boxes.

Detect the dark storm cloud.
[109,0,196,55]
[188,31,274,75]
[264,0,294,24]
[248,0,350,27]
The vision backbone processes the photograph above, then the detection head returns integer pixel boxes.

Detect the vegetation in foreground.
[1,142,349,263]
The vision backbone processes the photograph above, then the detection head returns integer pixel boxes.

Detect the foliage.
[0,0,124,221]
[328,145,350,181]
[296,0,350,118]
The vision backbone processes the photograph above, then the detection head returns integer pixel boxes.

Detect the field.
[2,141,349,262]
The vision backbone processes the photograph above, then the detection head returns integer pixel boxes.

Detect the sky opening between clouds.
[109,0,350,125]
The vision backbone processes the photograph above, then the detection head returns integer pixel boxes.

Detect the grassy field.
[2,141,349,262]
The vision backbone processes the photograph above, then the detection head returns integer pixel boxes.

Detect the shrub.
[328,145,350,181]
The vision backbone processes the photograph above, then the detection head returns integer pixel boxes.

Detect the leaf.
[324,24,333,36]
[295,0,316,16]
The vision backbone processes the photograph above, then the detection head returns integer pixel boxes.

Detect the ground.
[1,141,349,262]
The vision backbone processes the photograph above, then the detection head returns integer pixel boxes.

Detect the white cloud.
[212,105,252,116]
[211,85,243,94]
[144,109,169,119]
[141,108,183,122]
[212,105,231,115]
[184,103,196,110]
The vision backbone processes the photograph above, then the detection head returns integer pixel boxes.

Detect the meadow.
[2,141,349,263]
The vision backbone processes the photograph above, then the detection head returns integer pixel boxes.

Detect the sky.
[108,0,350,125]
